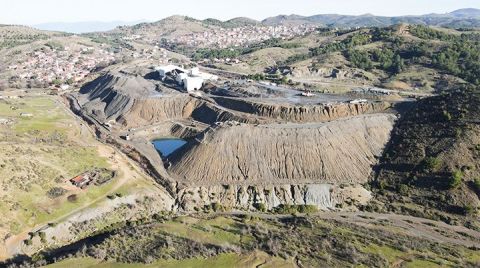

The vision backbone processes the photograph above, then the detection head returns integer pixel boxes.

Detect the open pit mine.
[67,63,399,212]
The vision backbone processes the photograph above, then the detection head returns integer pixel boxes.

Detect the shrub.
[422,157,441,172]
[38,231,46,243]
[298,205,318,214]
[449,170,463,189]
[211,202,223,212]
[254,203,267,212]
[398,184,409,195]
[464,205,476,216]
[46,187,67,199]
[67,194,78,202]
[273,204,318,214]
[442,110,452,121]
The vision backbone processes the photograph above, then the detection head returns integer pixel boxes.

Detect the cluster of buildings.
[8,46,115,88]
[70,173,92,189]
[69,169,113,189]
[171,24,316,48]
[156,65,218,92]
[125,46,170,63]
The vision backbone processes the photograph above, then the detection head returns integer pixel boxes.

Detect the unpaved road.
[0,95,162,260]
[220,211,480,248]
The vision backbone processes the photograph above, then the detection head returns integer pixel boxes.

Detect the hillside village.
[7,45,115,89]
[170,24,316,48]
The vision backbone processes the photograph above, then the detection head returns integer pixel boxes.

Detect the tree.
[346,49,373,71]
[391,54,405,74]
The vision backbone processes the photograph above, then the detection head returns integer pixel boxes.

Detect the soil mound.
[169,114,396,185]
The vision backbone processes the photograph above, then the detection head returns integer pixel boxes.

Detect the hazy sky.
[2,0,480,25]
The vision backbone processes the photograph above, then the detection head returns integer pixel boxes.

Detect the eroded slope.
[169,114,396,185]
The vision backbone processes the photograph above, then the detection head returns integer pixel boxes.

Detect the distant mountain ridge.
[449,8,480,18]
[261,8,480,27]
[31,8,480,34]
[33,20,146,34]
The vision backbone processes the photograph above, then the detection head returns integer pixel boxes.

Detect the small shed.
[70,174,91,188]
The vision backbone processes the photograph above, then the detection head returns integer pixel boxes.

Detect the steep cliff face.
[119,97,262,128]
[169,114,397,185]
[120,95,202,127]
[212,97,390,122]
[176,184,371,211]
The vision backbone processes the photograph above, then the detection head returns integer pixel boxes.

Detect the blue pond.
[152,138,187,157]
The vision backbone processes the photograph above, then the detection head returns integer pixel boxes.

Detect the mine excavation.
[3,5,480,266]
[68,62,402,212]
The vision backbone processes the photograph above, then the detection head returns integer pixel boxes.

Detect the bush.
[422,157,441,172]
[46,187,67,199]
[442,110,452,121]
[273,204,318,214]
[204,202,224,212]
[211,202,224,212]
[398,184,409,195]
[254,203,267,212]
[67,194,78,202]
[298,205,318,214]
[38,231,47,243]
[449,170,463,189]
[464,205,476,216]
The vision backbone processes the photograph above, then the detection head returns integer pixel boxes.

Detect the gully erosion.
[66,67,401,213]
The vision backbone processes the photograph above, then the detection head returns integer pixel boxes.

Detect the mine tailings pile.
[75,71,399,212]
[167,114,397,211]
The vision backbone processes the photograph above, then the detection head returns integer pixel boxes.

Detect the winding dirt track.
[0,95,161,260]
[221,211,480,248]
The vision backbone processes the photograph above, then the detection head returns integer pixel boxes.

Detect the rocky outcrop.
[169,114,397,185]
[212,97,390,123]
[176,183,371,211]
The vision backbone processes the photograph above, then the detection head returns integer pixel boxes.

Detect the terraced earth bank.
[72,70,397,211]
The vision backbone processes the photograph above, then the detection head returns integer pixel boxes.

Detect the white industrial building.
[155,65,187,78]
[156,65,218,92]
[184,77,204,92]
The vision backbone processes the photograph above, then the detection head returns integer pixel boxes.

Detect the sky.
[1,0,480,25]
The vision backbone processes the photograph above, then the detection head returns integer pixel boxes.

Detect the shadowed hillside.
[370,87,480,228]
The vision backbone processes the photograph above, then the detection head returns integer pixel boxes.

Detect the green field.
[0,96,112,237]
[45,252,293,268]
